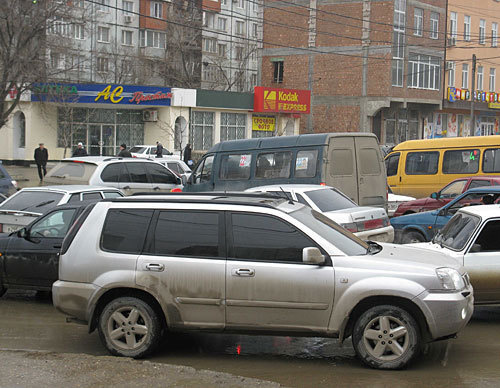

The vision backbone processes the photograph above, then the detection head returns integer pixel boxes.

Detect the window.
[140,30,166,48]
[101,163,127,182]
[218,43,226,57]
[385,153,400,176]
[295,150,318,178]
[306,189,356,212]
[430,12,439,39]
[96,0,110,12]
[50,52,64,69]
[31,209,77,239]
[191,111,214,150]
[392,0,406,86]
[97,57,109,72]
[101,209,153,254]
[121,30,133,45]
[252,23,258,37]
[230,213,317,263]
[273,61,284,83]
[236,20,245,35]
[74,24,84,40]
[450,12,457,45]
[204,12,214,28]
[464,15,471,41]
[480,19,486,44]
[448,61,455,87]
[0,192,64,213]
[255,151,292,179]
[235,46,244,60]
[408,54,441,90]
[219,154,252,180]
[97,26,110,43]
[82,192,103,201]
[330,149,353,176]
[217,17,226,31]
[123,0,133,14]
[490,68,496,92]
[147,164,177,184]
[125,162,148,183]
[473,220,500,252]
[237,0,245,8]
[469,179,492,189]
[150,1,163,18]
[203,38,217,53]
[405,152,439,175]
[438,212,480,251]
[360,148,381,175]
[103,192,123,198]
[220,113,246,141]
[152,211,220,257]
[477,66,484,91]
[493,22,498,47]
[462,64,469,89]
[483,148,500,173]
[413,8,423,36]
[192,155,214,184]
[442,149,480,174]
[439,180,467,199]
[73,0,85,7]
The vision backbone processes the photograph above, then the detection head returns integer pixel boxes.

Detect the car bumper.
[52,280,99,322]
[415,285,474,340]
[355,226,394,243]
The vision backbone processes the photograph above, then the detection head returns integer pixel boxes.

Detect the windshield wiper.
[34,200,55,208]
[366,240,383,255]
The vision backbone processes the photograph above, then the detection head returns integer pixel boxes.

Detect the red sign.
[254,87,311,114]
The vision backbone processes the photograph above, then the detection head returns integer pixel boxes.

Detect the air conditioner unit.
[124,15,133,23]
[143,109,158,122]
[446,61,454,71]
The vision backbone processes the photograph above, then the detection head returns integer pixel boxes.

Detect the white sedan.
[387,187,415,217]
[129,145,180,159]
[245,184,394,243]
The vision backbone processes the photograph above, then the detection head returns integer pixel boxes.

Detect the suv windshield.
[290,206,369,256]
[45,162,97,183]
[0,191,64,213]
[434,212,480,251]
[305,188,357,212]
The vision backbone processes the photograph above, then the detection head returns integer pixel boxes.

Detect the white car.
[129,145,179,159]
[245,184,394,243]
[154,159,192,180]
[388,187,415,217]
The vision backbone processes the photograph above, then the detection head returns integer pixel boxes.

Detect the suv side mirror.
[431,192,439,199]
[17,228,28,239]
[470,243,482,253]
[302,247,325,265]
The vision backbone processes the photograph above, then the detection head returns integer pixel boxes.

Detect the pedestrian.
[72,142,88,157]
[117,143,132,158]
[34,143,48,181]
[183,143,193,166]
[155,141,163,158]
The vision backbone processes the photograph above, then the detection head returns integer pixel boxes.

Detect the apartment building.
[431,0,500,138]
[261,0,446,145]
[201,0,261,92]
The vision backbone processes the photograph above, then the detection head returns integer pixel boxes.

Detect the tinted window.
[101,163,127,183]
[46,162,97,182]
[68,193,81,203]
[167,162,182,175]
[193,155,214,184]
[385,153,400,177]
[0,191,64,212]
[296,193,309,206]
[30,208,77,238]
[153,211,219,257]
[405,152,439,175]
[82,192,103,201]
[255,151,292,179]
[360,148,381,175]
[483,149,500,173]
[231,213,316,263]
[220,154,252,180]
[129,147,146,153]
[147,164,177,184]
[474,220,500,251]
[305,188,356,212]
[101,209,153,254]
[440,180,466,199]
[295,150,318,178]
[330,149,353,176]
[103,191,123,198]
[125,163,149,183]
[443,149,479,174]
[469,179,492,189]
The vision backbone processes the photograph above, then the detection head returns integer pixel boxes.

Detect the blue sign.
[31,83,172,106]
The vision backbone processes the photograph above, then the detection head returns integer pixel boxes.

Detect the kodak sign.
[254,86,311,114]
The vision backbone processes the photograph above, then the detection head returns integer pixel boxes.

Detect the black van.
[183,133,386,207]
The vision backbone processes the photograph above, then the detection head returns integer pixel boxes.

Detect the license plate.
[2,224,21,233]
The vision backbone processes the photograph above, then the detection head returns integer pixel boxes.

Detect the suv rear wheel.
[352,305,421,369]
[98,296,161,358]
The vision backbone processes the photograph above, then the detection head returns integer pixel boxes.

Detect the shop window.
[220,113,246,141]
[255,151,292,179]
[295,150,318,178]
[191,111,214,150]
[273,61,283,83]
[483,149,500,173]
[219,154,252,180]
[405,152,439,175]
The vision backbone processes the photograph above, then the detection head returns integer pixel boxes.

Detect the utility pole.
[470,54,477,136]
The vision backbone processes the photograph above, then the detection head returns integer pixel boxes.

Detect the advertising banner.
[254,87,311,114]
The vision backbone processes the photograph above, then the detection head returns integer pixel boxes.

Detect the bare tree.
[154,109,190,159]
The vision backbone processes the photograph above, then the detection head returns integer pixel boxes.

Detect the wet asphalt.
[1,290,500,387]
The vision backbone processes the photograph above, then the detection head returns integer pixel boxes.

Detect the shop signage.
[31,83,173,106]
[254,87,311,114]
[448,87,500,103]
[488,102,500,109]
[252,115,276,131]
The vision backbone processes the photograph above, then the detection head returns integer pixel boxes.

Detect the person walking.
[34,143,48,181]
[155,141,163,158]
[183,143,193,166]
[72,142,88,157]
[117,144,132,158]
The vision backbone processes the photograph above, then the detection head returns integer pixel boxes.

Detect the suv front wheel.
[352,305,421,369]
[98,296,161,358]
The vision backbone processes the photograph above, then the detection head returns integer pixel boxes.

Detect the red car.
[393,176,500,217]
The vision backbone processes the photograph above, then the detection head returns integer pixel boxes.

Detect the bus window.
[483,148,500,173]
[385,153,400,177]
[405,152,439,175]
[443,149,479,174]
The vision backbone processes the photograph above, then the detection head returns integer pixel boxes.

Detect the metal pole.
[470,54,476,136]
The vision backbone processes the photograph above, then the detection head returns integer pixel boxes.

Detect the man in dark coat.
[117,144,132,158]
[155,141,163,158]
[183,143,192,166]
[72,142,88,157]
[34,143,48,181]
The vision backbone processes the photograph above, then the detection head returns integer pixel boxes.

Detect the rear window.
[330,149,354,176]
[359,148,381,175]
[45,162,97,182]
[103,191,123,198]
[220,154,252,180]
[129,147,146,153]
[483,148,500,173]
[295,150,318,178]
[255,151,292,179]
[0,191,64,213]
[305,188,357,212]
[405,152,439,175]
[101,209,153,254]
[443,149,479,174]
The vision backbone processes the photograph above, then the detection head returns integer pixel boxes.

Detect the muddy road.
[1,290,500,387]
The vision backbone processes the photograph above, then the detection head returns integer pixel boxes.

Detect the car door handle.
[232,268,255,277]
[145,263,164,272]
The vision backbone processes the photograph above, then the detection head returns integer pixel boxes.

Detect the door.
[464,219,500,303]
[354,136,386,207]
[102,125,115,156]
[119,162,153,194]
[184,154,215,192]
[326,137,358,203]
[225,212,334,332]
[144,163,180,192]
[2,208,78,288]
[400,151,441,198]
[385,152,400,193]
[136,210,225,329]
[89,125,101,156]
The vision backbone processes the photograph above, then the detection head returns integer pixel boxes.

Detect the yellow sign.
[263,90,276,111]
[489,103,500,109]
[95,85,124,103]
[252,116,276,132]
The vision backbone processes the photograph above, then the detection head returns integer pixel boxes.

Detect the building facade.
[261,0,447,145]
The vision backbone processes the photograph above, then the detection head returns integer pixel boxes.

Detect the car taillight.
[171,188,182,193]
[356,217,389,231]
[320,182,326,186]
[341,222,358,233]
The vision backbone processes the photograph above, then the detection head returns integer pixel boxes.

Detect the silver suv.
[53,194,474,369]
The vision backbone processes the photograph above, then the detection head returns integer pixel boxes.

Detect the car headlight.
[436,267,465,291]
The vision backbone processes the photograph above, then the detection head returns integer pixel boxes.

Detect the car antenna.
[279,187,294,205]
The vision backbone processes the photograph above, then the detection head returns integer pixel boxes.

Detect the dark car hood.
[390,209,439,226]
